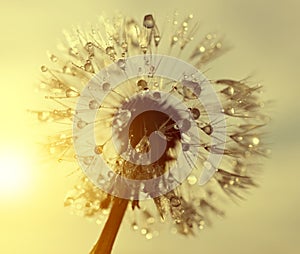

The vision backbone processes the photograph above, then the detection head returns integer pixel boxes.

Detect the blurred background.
[0,0,299,253]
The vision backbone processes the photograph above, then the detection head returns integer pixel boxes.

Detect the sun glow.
[0,148,30,197]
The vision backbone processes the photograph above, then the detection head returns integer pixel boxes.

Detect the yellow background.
[0,0,299,253]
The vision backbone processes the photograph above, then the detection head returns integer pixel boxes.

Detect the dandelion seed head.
[34,12,269,240]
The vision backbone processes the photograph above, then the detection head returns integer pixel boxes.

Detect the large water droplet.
[117,59,126,70]
[143,14,155,29]
[137,79,148,90]
[190,107,200,119]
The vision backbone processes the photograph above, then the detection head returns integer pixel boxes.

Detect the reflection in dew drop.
[77,120,88,129]
[89,99,100,109]
[66,88,80,98]
[143,14,155,29]
[154,35,161,46]
[170,196,181,207]
[177,119,191,132]
[102,82,110,91]
[190,107,200,119]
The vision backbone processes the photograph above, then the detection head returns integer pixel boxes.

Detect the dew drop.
[252,137,260,145]
[77,120,87,129]
[94,145,104,154]
[83,156,93,165]
[182,143,190,151]
[202,124,213,135]
[187,175,197,185]
[143,14,155,29]
[89,99,99,109]
[190,107,200,119]
[106,46,116,58]
[102,82,111,91]
[84,61,94,73]
[41,65,48,72]
[37,111,50,121]
[145,233,153,240]
[154,35,161,46]
[152,91,161,100]
[49,54,58,62]
[137,79,148,90]
[117,58,126,70]
[170,196,181,207]
[66,88,80,98]
[182,80,201,99]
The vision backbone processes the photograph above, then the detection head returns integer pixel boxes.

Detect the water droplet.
[145,233,153,240]
[106,46,116,59]
[89,99,99,109]
[66,88,80,98]
[77,120,87,129]
[154,35,161,46]
[137,79,148,90]
[182,80,201,99]
[84,61,94,73]
[94,145,103,154]
[132,223,139,231]
[41,65,48,72]
[252,137,260,145]
[49,54,58,62]
[199,46,206,53]
[37,111,50,121]
[190,107,200,119]
[170,196,181,207]
[83,156,94,165]
[152,91,161,100]
[177,119,191,132]
[182,143,190,151]
[143,14,155,29]
[202,124,213,135]
[102,82,110,91]
[117,58,126,70]
[187,175,197,185]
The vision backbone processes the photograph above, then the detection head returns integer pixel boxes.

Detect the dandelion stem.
[90,197,128,254]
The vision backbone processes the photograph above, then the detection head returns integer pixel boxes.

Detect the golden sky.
[0,0,299,253]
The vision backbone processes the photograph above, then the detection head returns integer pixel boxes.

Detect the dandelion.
[32,13,269,254]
